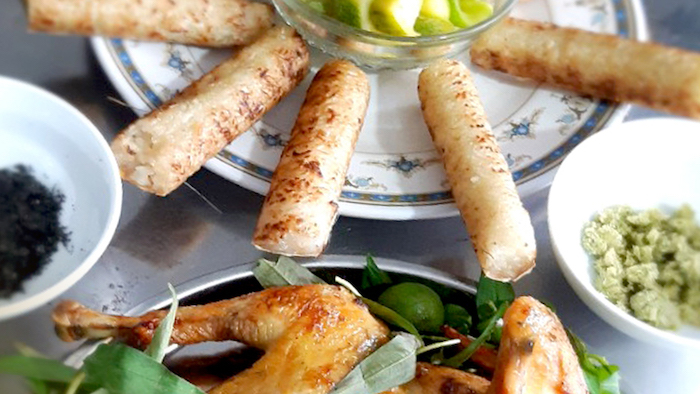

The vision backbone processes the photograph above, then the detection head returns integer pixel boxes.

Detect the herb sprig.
[0,284,204,394]
[567,329,621,394]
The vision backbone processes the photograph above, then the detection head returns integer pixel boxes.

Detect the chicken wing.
[487,296,588,394]
[52,285,389,394]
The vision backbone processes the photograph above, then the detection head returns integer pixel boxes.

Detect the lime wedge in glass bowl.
[273,0,516,70]
[414,15,456,35]
[369,0,423,36]
[449,0,494,28]
[327,0,375,31]
[421,0,451,20]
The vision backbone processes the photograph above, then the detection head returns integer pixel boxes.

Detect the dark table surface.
[1,0,700,392]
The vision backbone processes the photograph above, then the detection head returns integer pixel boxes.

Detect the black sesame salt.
[0,165,70,298]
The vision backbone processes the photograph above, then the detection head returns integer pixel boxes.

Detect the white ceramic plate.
[0,77,122,321]
[91,0,646,220]
[548,118,700,350]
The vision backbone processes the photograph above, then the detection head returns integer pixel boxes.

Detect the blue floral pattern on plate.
[96,0,644,218]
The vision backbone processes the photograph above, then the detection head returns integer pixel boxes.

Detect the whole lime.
[378,282,445,333]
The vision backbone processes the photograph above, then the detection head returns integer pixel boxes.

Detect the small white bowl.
[0,76,122,320]
[548,118,700,350]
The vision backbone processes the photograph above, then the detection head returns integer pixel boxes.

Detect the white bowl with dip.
[548,118,700,350]
[0,76,122,320]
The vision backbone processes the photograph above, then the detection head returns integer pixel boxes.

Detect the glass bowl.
[271,0,518,70]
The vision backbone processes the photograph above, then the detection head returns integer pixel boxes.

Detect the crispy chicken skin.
[53,285,389,394]
[386,362,490,394]
[487,297,588,394]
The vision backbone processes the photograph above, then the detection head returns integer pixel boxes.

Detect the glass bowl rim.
[271,0,519,44]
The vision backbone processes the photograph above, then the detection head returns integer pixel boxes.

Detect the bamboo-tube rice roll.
[418,59,536,282]
[471,18,700,119]
[26,0,274,47]
[111,26,309,196]
[252,60,370,257]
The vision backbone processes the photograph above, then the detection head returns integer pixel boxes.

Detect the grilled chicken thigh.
[53,285,389,394]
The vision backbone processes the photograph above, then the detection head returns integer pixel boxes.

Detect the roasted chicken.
[53,287,588,394]
[53,285,389,394]
[488,296,588,394]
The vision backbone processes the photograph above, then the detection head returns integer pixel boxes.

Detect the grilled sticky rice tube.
[252,60,370,257]
[418,59,536,282]
[471,17,700,119]
[111,26,310,196]
[26,0,273,47]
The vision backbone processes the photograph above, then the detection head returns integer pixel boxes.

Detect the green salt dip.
[582,205,700,330]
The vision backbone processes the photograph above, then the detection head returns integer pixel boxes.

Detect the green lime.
[369,0,422,36]
[459,0,493,25]
[328,0,374,31]
[378,282,445,333]
[421,0,451,19]
[448,0,492,28]
[414,15,456,35]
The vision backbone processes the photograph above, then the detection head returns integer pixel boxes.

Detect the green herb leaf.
[566,329,621,394]
[0,355,82,384]
[82,344,205,394]
[421,335,450,342]
[13,344,57,394]
[65,372,87,394]
[1,346,99,394]
[253,257,326,288]
[361,255,392,290]
[26,379,51,394]
[476,316,502,344]
[416,338,461,355]
[361,298,424,345]
[27,379,58,394]
[145,283,179,363]
[429,348,446,365]
[331,333,421,394]
[567,329,586,357]
[598,369,621,394]
[444,304,472,335]
[475,274,514,321]
[442,302,507,368]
